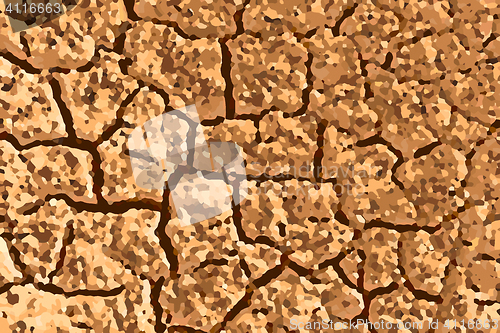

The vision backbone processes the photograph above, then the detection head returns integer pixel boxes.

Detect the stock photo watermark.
[3,0,79,32]
[289,318,500,331]
[290,318,425,330]
[248,162,383,199]
[128,105,248,226]
[128,104,385,225]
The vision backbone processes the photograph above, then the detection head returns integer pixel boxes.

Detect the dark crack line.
[48,223,75,283]
[239,257,252,279]
[18,34,31,58]
[356,249,368,294]
[95,84,144,145]
[488,119,500,134]
[193,259,230,273]
[317,249,361,292]
[0,130,107,202]
[341,252,397,333]
[48,78,77,140]
[74,48,100,73]
[329,3,359,37]
[250,175,334,190]
[0,131,62,151]
[352,247,399,326]
[380,52,394,72]
[397,237,443,304]
[364,219,441,234]
[0,233,28,275]
[287,260,322,284]
[231,202,278,249]
[403,280,443,304]
[219,38,236,120]
[440,261,453,289]
[48,77,105,201]
[118,57,133,76]
[111,258,149,281]
[351,281,399,332]
[335,208,350,227]
[47,66,71,74]
[200,116,225,127]
[210,252,291,333]
[367,282,400,300]
[247,173,314,186]
[482,33,499,49]
[75,322,93,330]
[0,51,41,74]
[446,0,455,18]
[356,249,370,319]
[235,107,274,123]
[486,56,500,64]
[290,51,313,118]
[230,0,251,39]
[356,134,405,190]
[226,171,279,248]
[475,253,496,261]
[141,80,171,107]
[293,28,318,42]
[357,52,370,98]
[441,197,476,222]
[123,0,141,21]
[36,282,126,298]
[463,138,487,187]
[0,283,15,295]
[364,81,374,100]
[151,277,167,333]
[0,131,164,215]
[156,186,179,280]
[413,140,442,158]
[113,22,133,54]
[474,299,500,306]
[355,134,391,148]
[237,107,275,144]
[45,193,162,213]
[313,119,328,182]
[209,287,250,332]
[19,200,45,216]
[389,155,405,191]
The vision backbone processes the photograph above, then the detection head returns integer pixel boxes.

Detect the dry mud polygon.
[1,0,500,332]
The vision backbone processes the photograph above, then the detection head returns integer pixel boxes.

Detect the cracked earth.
[1,0,500,332]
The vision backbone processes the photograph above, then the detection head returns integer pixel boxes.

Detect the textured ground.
[1,0,500,332]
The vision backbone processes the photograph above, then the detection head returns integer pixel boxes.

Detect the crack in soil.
[36,282,126,298]
[210,251,292,333]
[156,187,180,280]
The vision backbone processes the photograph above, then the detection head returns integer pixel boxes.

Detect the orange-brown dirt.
[1,0,500,332]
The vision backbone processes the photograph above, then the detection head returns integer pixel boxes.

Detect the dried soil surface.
[1,0,500,332]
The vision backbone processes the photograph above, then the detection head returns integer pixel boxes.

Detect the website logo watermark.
[128,105,248,226]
